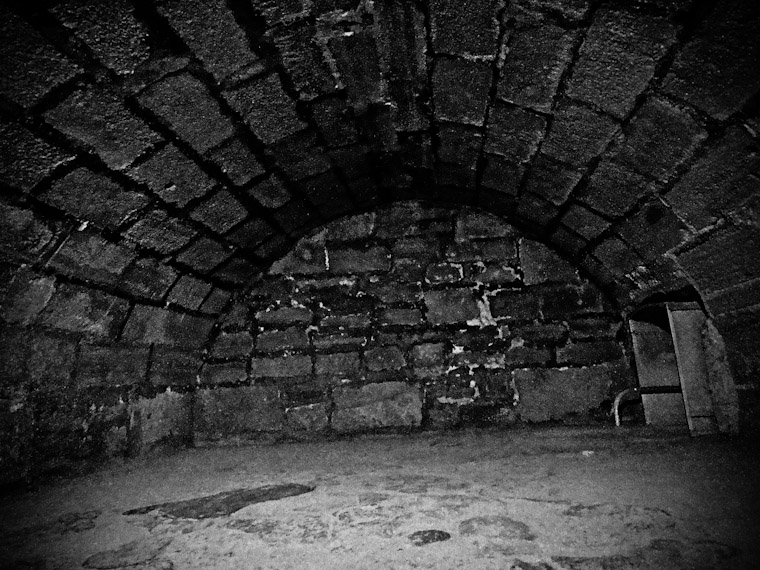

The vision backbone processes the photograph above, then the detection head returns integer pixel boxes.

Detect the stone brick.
[329,246,391,274]
[618,199,689,259]
[331,381,422,432]
[313,330,366,351]
[190,190,248,234]
[0,203,56,263]
[520,239,578,285]
[45,87,160,170]
[158,0,259,81]
[437,123,482,169]
[256,327,309,352]
[454,210,511,241]
[121,305,213,347]
[224,74,306,145]
[540,284,602,319]
[580,160,652,218]
[432,58,491,126]
[365,346,406,372]
[490,290,539,321]
[508,0,593,23]
[47,231,134,285]
[301,172,355,218]
[0,121,73,192]
[124,209,196,254]
[485,104,546,163]
[248,176,292,209]
[568,317,620,341]
[0,7,80,108]
[52,0,150,75]
[541,100,619,166]
[474,263,520,285]
[558,204,610,241]
[704,279,760,318]
[28,334,77,386]
[211,331,254,359]
[328,29,383,110]
[429,0,500,57]
[676,226,760,296]
[211,256,260,286]
[0,326,29,388]
[1,269,55,326]
[526,156,583,206]
[445,238,517,263]
[662,0,760,120]
[206,138,266,187]
[253,0,308,24]
[39,284,129,339]
[256,306,312,326]
[668,126,760,231]
[314,352,360,377]
[556,340,623,366]
[119,258,178,301]
[270,237,326,276]
[175,237,232,274]
[425,263,463,284]
[138,73,234,153]
[504,344,551,366]
[613,97,708,180]
[200,361,248,385]
[40,168,150,230]
[269,22,335,100]
[194,386,284,439]
[76,344,149,387]
[128,144,214,207]
[199,288,231,315]
[566,8,675,118]
[513,364,614,422]
[286,402,329,431]
[515,192,561,227]
[129,392,191,451]
[381,308,423,327]
[269,131,332,181]
[150,348,203,387]
[592,236,643,279]
[251,355,312,378]
[424,289,480,325]
[480,154,522,195]
[513,323,568,344]
[498,23,577,112]
[411,342,447,369]
[166,276,212,311]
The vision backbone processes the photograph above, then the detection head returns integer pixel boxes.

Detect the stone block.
[124,209,196,254]
[437,123,482,169]
[211,331,254,359]
[328,29,383,110]
[331,382,422,432]
[381,308,423,327]
[175,237,232,274]
[194,386,285,439]
[158,0,259,81]
[40,284,129,340]
[0,326,29,388]
[0,7,80,108]
[520,239,578,285]
[445,238,517,263]
[592,236,643,279]
[668,125,760,231]
[523,155,582,206]
[223,74,306,145]
[121,305,213,347]
[617,199,689,259]
[138,73,233,153]
[256,327,309,352]
[248,176,292,209]
[271,238,327,276]
[566,8,675,118]
[314,352,360,377]
[76,344,149,387]
[513,323,568,344]
[329,246,391,274]
[411,342,446,368]
[256,306,312,326]
[432,58,491,126]
[48,231,134,286]
[613,97,707,180]
[479,154,522,195]
[0,121,73,192]
[454,210,511,241]
[52,0,149,75]
[283,402,329,433]
[489,290,539,321]
[210,256,260,286]
[505,345,552,366]
[365,346,406,372]
[661,0,760,120]
[540,284,602,319]
[120,258,178,301]
[429,0,500,57]
[40,168,149,230]
[513,364,614,422]
[128,144,214,207]
[581,160,652,218]
[558,204,610,241]
[129,391,191,453]
[312,331,367,351]
[2,269,56,326]
[150,348,203,387]
[425,263,463,284]
[568,317,620,341]
[556,340,623,366]
[269,131,331,181]
[473,263,521,285]
[541,99,619,166]
[485,104,546,163]
[206,138,265,187]
[270,21,336,100]
[497,24,577,112]
[29,333,77,386]
[167,276,214,311]
[250,355,312,378]
[45,86,159,170]
[200,361,248,385]
[190,190,248,234]
[199,288,231,315]
[424,289,480,325]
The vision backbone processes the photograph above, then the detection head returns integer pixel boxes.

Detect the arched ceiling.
[1,0,759,368]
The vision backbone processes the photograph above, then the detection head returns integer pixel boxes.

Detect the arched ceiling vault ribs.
[0,0,758,381]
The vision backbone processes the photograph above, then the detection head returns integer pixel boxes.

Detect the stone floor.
[2,426,759,570]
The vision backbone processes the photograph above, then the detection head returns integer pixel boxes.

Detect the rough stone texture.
[190,190,248,234]
[541,100,619,166]
[0,203,57,263]
[432,59,492,126]
[200,361,248,385]
[520,239,578,285]
[176,237,232,274]
[424,289,480,325]
[251,355,312,378]
[121,305,213,347]
[48,231,135,286]
[286,402,329,431]
[39,284,130,340]
[485,105,546,163]
[211,331,254,360]
[0,121,73,192]
[332,382,422,432]
[150,348,203,387]
[429,0,500,57]
[1,269,56,326]
[124,209,196,254]
[206,138,266,187]
[194,386,285,439]
[580,160,652,218]
[129,392,191,452]
[76,344,149,387]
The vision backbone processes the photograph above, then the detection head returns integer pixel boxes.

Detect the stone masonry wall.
[200,202,633,440]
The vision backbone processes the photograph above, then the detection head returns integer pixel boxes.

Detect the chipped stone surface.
[332,382,422,432]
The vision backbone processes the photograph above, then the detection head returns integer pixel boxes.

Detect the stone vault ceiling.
[0,1,759,382]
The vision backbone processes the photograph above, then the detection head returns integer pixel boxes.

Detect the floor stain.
[459,515,536,541]
[409,529,451,546]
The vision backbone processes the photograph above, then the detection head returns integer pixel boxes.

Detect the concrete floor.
[1,426,759,570]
